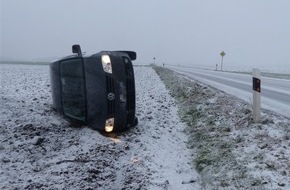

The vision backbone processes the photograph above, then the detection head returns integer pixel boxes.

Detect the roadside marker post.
[252,68,261,123]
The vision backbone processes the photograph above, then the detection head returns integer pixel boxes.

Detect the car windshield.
[60,58,86,121]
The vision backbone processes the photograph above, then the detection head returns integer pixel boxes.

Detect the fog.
[1,0,290,72]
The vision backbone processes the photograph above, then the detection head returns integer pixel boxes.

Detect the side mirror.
[72,44,82,56]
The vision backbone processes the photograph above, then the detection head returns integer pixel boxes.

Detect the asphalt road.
[167,66,290,118]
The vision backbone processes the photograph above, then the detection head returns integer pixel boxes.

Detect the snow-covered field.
[2,63,290,190]
[0,64,200,189]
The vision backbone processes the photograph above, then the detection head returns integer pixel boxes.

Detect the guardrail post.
[252,68,261,122]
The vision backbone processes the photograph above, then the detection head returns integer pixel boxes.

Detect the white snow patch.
[0,64,201,189]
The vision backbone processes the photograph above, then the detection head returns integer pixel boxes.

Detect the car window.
[60,59,86,121]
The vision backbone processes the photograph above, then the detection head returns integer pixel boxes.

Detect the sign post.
[220,51,226,71]
[252,68,261,122]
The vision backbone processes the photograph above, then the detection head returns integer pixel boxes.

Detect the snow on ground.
[0,64,200,189]
[2,63,290,190]
[154,66,290,190]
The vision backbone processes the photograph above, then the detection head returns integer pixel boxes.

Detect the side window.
[60,59,86,121]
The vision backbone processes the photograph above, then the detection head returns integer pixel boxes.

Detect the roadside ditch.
[153,66,290,190]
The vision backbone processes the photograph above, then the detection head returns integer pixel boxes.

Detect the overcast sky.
[1,0,290,71]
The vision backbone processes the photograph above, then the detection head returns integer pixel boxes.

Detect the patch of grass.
[220,179,230,187]
[194,149,217,173]
[193,130,210,142]
[238,169,248,179]
[152,66,257,189]
[206,116,215,126]
[184,107,203,125]
[265,161,276,171]
[250,178,263,187]
[221,126,232,133]
[253,152,265,162]
[219,141,232,149]
[235,135,244,143]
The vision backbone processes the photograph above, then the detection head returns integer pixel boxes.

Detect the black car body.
[50,45,138,132]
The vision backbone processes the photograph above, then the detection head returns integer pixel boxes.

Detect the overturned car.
[50,45,138,132]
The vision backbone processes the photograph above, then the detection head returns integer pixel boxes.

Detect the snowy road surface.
[167,66,290,118]
[0,64,200,189]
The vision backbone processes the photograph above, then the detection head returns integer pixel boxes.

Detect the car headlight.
[105,118,114,132]
[102,55,112,74]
